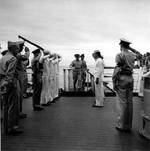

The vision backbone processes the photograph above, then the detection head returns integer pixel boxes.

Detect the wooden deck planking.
[1,97,150,151]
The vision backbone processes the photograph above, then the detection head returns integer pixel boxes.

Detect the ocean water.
[27,66,140,92]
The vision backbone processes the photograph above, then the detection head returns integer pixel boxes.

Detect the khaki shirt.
[0,52,17,82]
[116,51,135,71]
[70,60,82,70]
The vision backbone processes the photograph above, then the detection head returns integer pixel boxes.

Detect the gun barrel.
[18,35,44,51]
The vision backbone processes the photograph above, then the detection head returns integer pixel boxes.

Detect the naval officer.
[0,41,23,135]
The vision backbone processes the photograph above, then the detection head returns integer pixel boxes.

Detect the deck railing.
[27,67,140,93]
[63,68,95,91]
[62,67,140,93]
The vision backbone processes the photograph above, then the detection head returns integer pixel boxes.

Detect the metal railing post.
[68,69,71,91]
[86,71,89,91]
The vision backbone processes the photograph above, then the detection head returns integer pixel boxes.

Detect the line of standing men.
[0,41,29,135]
[31,49,62,110]
[0,41,62,135]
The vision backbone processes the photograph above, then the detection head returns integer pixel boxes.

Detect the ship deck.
[1,96,150,151]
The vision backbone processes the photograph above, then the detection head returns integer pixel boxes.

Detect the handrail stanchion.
[87,71,95,92]
[79,69,82,91]
[62,67,139,94]
[68,69,71,91]
[86,71,89,91]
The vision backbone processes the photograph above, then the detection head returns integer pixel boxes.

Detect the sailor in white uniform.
[50,53,60,101]
[48,54,55,102]
[54,54,62,98]
[92,50,105,107]
[39,50,51,105]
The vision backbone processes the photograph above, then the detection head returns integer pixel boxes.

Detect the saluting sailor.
[39,50,51,106]
[52,54,57,99]
[113,39,136,132]
[48,54,55,102]
[16,41,28,119]
[54,54,62,98]
[31,49,44,111]
[22,46,30,98]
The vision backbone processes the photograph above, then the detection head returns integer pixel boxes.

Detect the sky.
[0,0,150,66]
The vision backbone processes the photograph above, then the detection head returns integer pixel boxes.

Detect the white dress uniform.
[49,58,55,102]
[137,66,145,97]
[39,53,51,104]
[93,58,105,106]
[53,59,57,99]
[55,57,62,98]
[51,58,58,100]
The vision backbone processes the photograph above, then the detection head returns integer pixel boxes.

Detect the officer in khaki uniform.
[0,50,8,121]
[0,41,23,135]
[70,54,82,90]
[16,41,28,118]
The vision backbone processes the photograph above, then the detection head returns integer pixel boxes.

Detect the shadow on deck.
[1,96,150,151]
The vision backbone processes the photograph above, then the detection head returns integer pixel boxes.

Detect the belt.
[32,73,42,76]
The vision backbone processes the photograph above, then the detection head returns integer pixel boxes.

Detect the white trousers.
[94,80,104,106]
[55,75,59,97]
[137,67,144,97]
[53,75,58,99]
[40,75,51,104]
[49,76,54,102]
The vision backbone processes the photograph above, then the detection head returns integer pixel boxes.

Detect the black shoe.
[92,104,103,108]
[115,127,131,133]
[51,100,56,104]
[8,128,23,135]
[46,101,51,106]
[33,106,44,111]
[41,104,48,106]
[41,102,51,106]
[19,113,27,119]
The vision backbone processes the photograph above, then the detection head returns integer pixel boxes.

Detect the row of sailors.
[0,41,61,135]
[31,48,62,110]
